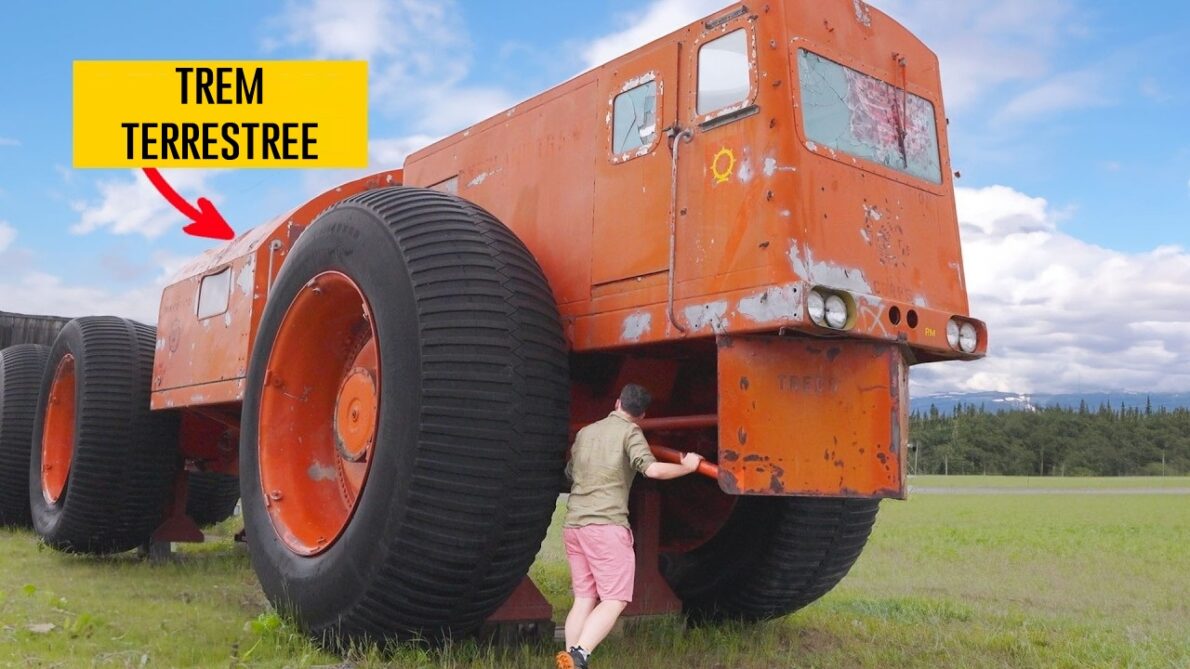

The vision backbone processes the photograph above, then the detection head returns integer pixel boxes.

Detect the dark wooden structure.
[0,311,71,349]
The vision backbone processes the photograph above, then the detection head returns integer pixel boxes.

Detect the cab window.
[697,29,750,114]
[612,80,658,155]
[798,50,942,183]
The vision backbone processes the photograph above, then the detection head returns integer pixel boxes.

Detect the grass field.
[1,478,1187,668]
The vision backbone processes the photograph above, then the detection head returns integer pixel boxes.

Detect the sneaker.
[555,647,589,669]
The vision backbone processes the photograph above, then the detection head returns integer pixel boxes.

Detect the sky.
[0,0,1187,396]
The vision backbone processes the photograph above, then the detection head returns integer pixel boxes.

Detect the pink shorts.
[563,524,635,602]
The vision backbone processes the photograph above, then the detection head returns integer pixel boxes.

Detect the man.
[556,384,704,669]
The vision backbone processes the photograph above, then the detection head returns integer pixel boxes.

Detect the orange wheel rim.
[259,272,380,556]
[41,353,77,504]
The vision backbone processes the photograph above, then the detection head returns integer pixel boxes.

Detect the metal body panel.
[716,335,907,497]
[151,170,403,409]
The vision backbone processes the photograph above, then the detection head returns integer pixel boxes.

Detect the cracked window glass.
[698,29,750,114]
[798,50,941,183]
[613,80,659,155]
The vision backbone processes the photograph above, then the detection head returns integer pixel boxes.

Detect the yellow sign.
[711,147,735,184]
[73,61,368,168]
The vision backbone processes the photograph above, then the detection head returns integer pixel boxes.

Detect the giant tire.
[664,496,880,622]
[186,472,240,527]
[0,344,50,527]
[241,186,569,646]
[29,317,180,553]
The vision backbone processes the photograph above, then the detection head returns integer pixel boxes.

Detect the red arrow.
[142,168,235,240]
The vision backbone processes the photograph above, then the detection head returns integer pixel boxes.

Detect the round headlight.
[959,322,978,353]
[807,290,826,326]
[946,319,960,348]
[824,294,848,329]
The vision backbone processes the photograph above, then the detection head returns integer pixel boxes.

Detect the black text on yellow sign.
[73,61,368,168]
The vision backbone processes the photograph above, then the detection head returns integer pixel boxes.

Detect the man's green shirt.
[564,412,657,528]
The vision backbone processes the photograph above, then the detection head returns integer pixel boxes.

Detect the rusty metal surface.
[717,335,907,498]
[150,170,403,410]
[400,0,983,358]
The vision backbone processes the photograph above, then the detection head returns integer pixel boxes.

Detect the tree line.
[908,401,1190,476]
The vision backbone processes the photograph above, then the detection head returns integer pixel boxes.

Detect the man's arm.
[644,452,703,480]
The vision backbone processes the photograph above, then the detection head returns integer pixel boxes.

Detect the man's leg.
[576,599,628,651]
[564,596,598,648]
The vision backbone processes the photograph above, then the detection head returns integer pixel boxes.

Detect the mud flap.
[716,335,907,498]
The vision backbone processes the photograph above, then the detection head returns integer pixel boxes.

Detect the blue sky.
[1,0,1188,394]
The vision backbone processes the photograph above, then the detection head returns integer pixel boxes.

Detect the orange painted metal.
[151,169,402,410]
[41,353,76,504]
[716,335,907,497]
[149,0,982,508]
[257,271,380,556]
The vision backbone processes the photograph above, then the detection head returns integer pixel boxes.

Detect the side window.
[612,80,658,156]
[697,29,750,114]
[196,267,231,319]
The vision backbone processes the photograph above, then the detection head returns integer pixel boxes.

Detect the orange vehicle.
[0,0,984,645]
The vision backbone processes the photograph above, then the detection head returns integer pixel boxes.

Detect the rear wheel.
[0,344,50,527]
[664,496,879,622]
[186,472,240,527]
[29,317,180,553]
[241,186,568,646]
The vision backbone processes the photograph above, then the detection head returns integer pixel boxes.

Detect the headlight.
[958,322,978,353]
[946,319,960,348]
[807,287,852,330]
[807,290,826,326]
[824,294,848,329]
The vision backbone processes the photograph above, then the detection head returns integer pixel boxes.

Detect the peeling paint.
[913,295,928,307]
[853,0,872,26]
[236,257,255,296]
[620,72,657,92]
[307,462,337,481]
[683,301,729,333]
[738,284,802,322]
[863,204,883,221]
[467,170,494,187]
[805,140,818,152]
[223,312,232,328]
[736,158,753,183]
[787,241,809,278]
[762,157,797,176]
[806,250,873,294]
[620,312,652,342]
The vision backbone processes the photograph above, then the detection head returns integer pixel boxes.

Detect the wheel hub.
[41,353,77,505]
[334,367,377,462]
[257,271,381,556]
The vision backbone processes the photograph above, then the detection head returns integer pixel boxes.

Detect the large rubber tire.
[664,496,880,622]
[186,472,240,527]
[241,187,569,646]
[29,317,180,553]
[0,344,50,527]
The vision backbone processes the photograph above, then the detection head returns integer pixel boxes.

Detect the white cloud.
[0,220,16,253]
[265,0,516,137]
[913,185,1190,395]
[877,0,1083,112]
[581,0,724,68]
[0,271,163,323]
[70,169,224,239]
[370,135,439,166]
[994,69,1108,122]
[0,137,19,147]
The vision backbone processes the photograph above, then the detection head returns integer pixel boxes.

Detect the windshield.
[798,49,942,184]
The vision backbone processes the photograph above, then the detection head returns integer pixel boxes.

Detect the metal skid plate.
[716,335,907,498]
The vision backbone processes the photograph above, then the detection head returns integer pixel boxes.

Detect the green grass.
[910,475,1190,489]
[1,480,1187,668]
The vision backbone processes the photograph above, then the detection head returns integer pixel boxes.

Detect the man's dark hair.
[619,384,652,417]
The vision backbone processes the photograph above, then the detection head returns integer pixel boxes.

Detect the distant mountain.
[910,391,1190,415]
